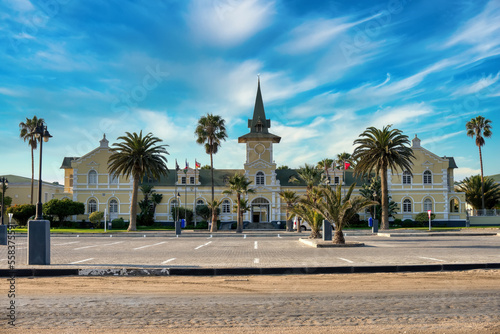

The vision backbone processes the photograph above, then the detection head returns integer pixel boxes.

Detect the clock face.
[254,143,265,155]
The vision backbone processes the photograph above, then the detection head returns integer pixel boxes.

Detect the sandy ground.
[2,270,500,333]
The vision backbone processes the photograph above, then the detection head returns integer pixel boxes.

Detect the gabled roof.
[0,174,62,186]
[238,78,281,143]
[443,157,458,169]
[275,169,367,187]
[60,157,79,169]
[146,169,245,187]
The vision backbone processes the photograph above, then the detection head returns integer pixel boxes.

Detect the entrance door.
[251,198,269,223]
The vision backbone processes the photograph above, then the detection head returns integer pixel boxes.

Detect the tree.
[223,173,255,233]
[294,164,322,192]
[317,158,334,170]
[279,190,299,232]
[43,198,85,222]
[196,204,212,221]
[200,165,212,170]
[313,184,374,244]
[138,184,163,226]
[277,165,290,170]
[195,114,227,232]
[289,188,324,239]
[89,211,104,228]
[19,116,45,204]
[6,204,36,227]
[466,116,493,211]
[359,176,398,222]
[456,175,500,211]
[108,131,169,231]
[233,198,251,229]
[207,199,223,231]
[336,152,355,169]
[352,125,415,229]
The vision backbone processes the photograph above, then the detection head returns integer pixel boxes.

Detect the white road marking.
[53,241,80,246]
[244,234,247,239]
[277,234,281,238]
[419,256,445,262]
[254,258,259,264]
[254,241,258,250]
[162,258,176,264]
[70,258,94,264]
[194,241,212,250]
[73,241,123,250]
[338,257,354,264]
[133,241,167,250]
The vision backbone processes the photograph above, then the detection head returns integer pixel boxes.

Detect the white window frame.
[110,173,119,185]
[109,199,118,213]
[88,170,97,185]
[423,198,432,212]
[403,199,412,213]
[402,171,411,185]
[423,170,432,184]
[256,172,265,185]
[88,199,97,213]
[222,199,231,214]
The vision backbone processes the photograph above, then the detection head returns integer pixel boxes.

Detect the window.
[402,171,411,185]
[170,199,179,213]
[69,174,73,187]
[450,198,459,212]
[88,199,97,213]
[109,199,118,213]
[181,177,186,184]
[196,199,204,207]
[403,199,412,213]
[423,198,432,212]
[110,173,119,185]
[256,172,265,185]
[423,170,432,184]
[222,199,231,213]
[190,176,195,184]
[88,170,97,185]
[334,176,340,184]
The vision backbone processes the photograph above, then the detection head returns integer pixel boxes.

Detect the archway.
[251,198,269,223]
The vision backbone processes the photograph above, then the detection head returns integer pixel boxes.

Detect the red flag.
[195,160,201,168]
[344,162,351,170]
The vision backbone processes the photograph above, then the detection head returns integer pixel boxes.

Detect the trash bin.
[181,219,186,228]
[368,217,373,227]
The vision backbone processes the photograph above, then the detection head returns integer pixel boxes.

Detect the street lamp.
[372,192,378,233]
[30,123,52,220]
[0,177,8,225]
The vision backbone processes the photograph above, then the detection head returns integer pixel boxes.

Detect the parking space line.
[419,256,445,262]
[194,241,212,250]
[70,258,94,264]
[53,241,80,246]
[254,258,259,264]
[74,241,123,250]
[133,241,167,250]
[162,258,176,264]
[338,257,354,264]
[254,241,258,250]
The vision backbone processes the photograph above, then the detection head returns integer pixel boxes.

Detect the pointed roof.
[238,78,281,143]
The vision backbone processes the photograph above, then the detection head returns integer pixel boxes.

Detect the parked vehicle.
[293,217,335,231]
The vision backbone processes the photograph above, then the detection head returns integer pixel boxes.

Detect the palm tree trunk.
[333,229,345,244]
[128,175,139,231]
[479,146,485,211]
[210,151,217,233]
[30,146,34,204]
[380,166,389,230]
[236,194,242,233]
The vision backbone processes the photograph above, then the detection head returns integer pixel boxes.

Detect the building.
[56,80,467,225]
[0,174,63,207]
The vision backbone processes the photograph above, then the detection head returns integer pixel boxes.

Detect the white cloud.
[0,87,23,97]
[454,167,481,182]
[187,0,275,46]
[453,72,500,96]
[421,130,465,147]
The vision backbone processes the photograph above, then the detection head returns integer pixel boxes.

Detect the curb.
[377,232,499,237]
[2,263,500,277]
[299,238,365,248]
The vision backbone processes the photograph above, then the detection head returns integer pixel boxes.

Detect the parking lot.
[2,231,500,269]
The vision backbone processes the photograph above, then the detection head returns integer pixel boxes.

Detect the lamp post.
[27,121,52,265]
[31,123,52,219]
[372,192,378,233]
[176,192,181,235]
[0,177,8,225]
[0,177,8,245]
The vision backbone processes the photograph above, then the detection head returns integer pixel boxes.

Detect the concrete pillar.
[27,220,51,265]
[322,220,332,241]
[0,225,7,245]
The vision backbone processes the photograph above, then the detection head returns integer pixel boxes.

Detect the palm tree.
[279,190,299,232]
[207,199,223,231]
[108,131,169,231]
[195,114,227,232]
[336,152,355,169]
[317,158,334,184]
[294,164,322,192]
[289,187,324,238]
[223,173,255,233]
[456,175,500,212]
[233,198,251,229]
[359,176,398,222]
[352,125,415,230]
[313,184,374,244]
[19,116,45,204]
[466,116,493,211]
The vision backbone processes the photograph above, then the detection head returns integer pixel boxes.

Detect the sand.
[2,270,500,333]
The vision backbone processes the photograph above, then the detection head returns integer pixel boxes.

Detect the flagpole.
[194,161,197,227]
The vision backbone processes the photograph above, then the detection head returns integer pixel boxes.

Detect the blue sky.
[1,0,499,184]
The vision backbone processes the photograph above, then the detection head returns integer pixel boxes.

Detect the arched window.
[423,198,432,212]
[402,171,411,185]
[222,199,231,214]
[88,199,97,213]
[88,170,97,185]
[109,199,118,214]
[196,199,205,207]
[110,173,119,185]
[403,199,412,212]
[423,170,432,184]
[450,198,459,212]
[256,172,265,185]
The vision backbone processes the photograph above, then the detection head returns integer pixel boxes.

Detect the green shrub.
[401,219,414,228]
[6,204,36,227]
[415,212,436,223]
[89,211,104,228]
[391,218,402,228]
[111,218,128,229]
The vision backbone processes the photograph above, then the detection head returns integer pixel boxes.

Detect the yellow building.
[56,81,467,226]
[0,174,63,207]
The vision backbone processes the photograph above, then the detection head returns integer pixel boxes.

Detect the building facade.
[0,174,63,207]
[56,81,467,224]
